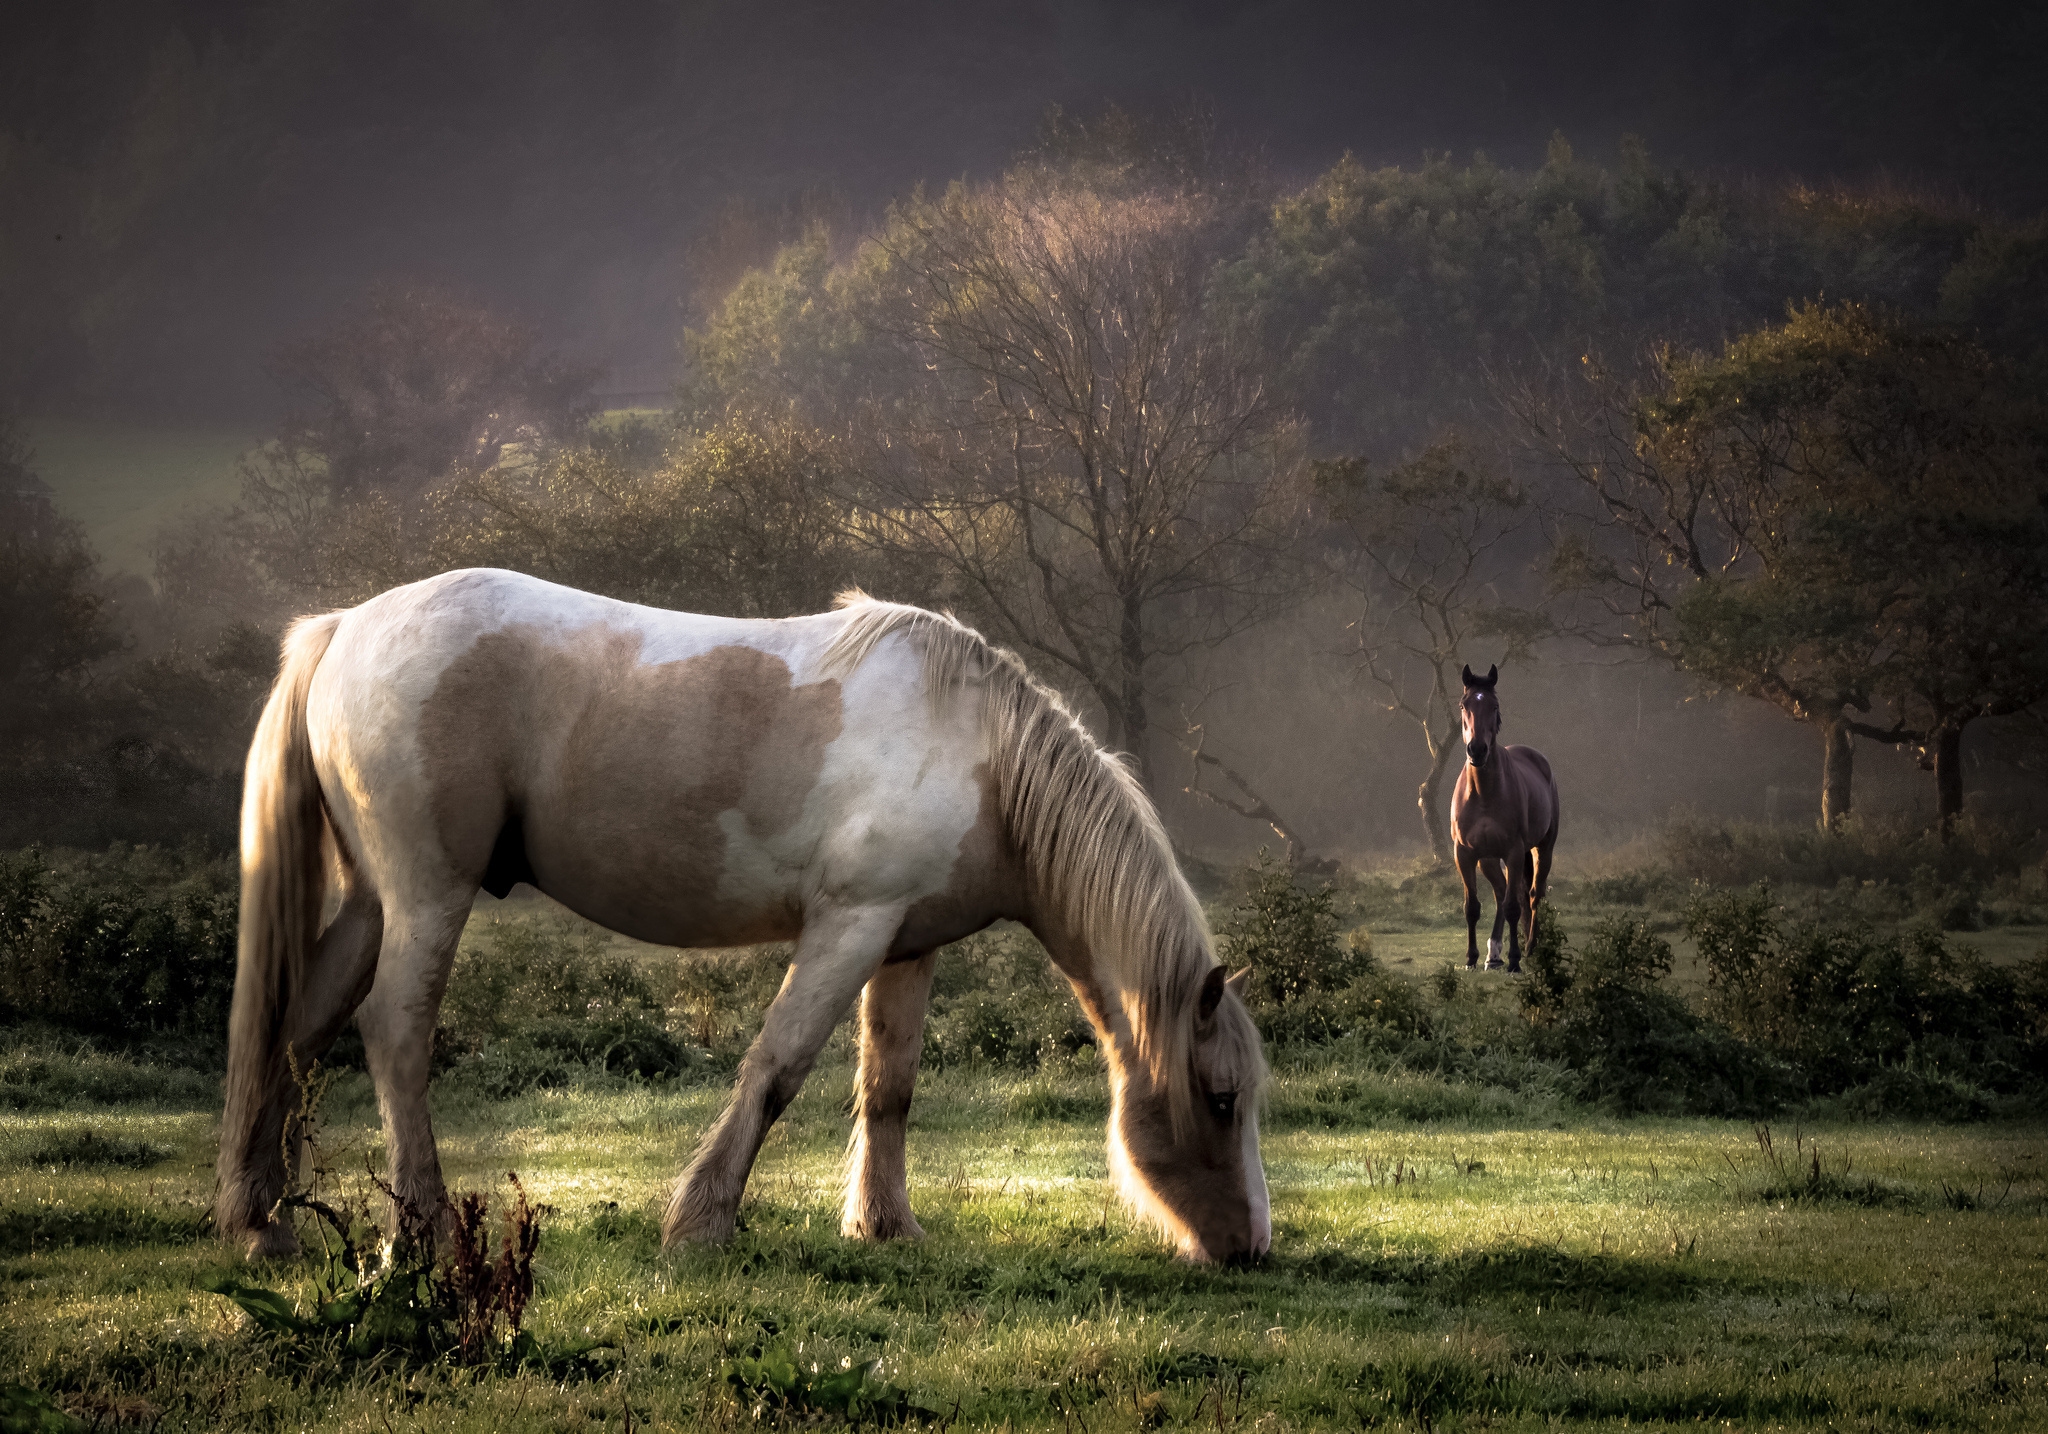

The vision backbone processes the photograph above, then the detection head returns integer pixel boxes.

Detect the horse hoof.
[843,1212,926,1242]
[1506,961,1522,974]
[1465,958,1479,970]
[239,1220,300,1261]
[1484,959,1504,971]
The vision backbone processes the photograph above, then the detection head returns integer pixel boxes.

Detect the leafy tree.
[434,417,917,618]
[0,415,121,758]
[1523,302,2046,828]
[267,284,601,499]
[1318,437,1549,864]
[1218,136,1989,457]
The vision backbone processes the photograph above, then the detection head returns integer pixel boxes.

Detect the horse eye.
[1208,1091,1237,1121]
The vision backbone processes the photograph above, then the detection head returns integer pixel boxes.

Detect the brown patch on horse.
[889,762,1024,957]
[419,625,842,944]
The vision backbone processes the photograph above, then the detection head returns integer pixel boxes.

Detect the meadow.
[3,977,2044,1430]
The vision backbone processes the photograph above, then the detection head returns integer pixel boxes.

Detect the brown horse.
[1449,664,1558,972]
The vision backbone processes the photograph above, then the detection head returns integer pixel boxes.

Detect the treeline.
[5,112,2046,854]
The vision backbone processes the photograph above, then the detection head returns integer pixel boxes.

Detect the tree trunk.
[1820,715,1854,831]
[1118,592,1151,793]
[1933,722,1965,838]
[1417,724,1459,867]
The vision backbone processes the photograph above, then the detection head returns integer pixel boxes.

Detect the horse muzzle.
[1466,741,1490,766]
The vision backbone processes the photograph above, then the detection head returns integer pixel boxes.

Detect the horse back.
[310,570,1002,948]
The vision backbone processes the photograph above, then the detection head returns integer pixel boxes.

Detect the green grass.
[24,418,258,576]
[2,1052,2043,1430]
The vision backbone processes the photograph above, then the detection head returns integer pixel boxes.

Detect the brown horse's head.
[1108,964,1270,1264]
[1460,663,1501,768]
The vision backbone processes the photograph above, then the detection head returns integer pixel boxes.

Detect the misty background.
[5,0,2047,863]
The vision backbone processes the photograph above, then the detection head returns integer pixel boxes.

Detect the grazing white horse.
[217,569,1269,1263]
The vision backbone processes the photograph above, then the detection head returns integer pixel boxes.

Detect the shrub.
[669,942,796,1060]
[1216,853,1427,1046]
[437,914,689,1090]
[922,927,1093,1070]
[1686,883,2048,1094]
[1520,916,1792,1116]
[0,847,237,1048]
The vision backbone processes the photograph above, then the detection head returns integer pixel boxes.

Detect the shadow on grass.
[0,1202,209,1254]
[1353,1350,1837,1426]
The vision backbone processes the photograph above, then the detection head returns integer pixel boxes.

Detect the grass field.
[4,1034,2043,1430]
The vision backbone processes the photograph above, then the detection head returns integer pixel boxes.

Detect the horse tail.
[218,611,342,1245]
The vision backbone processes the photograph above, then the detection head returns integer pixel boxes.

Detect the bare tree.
[1320,438,1549,866]
[852,172,1310,790]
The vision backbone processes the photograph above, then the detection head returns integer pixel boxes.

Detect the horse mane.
[823,591,1247,1134]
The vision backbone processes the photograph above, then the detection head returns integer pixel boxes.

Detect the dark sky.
[5,0,2044,415]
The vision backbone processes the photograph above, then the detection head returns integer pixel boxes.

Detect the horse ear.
[1461,664,1476,688]
[1198,964,1227,1021]
[1225,967,1252,1001]
[1485,664,1498,686]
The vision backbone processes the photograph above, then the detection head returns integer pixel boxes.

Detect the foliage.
[1519,915,1792,1116]
[433,416,916,618]
[0,847,236,1047]
[436,916,689,1093]
[1532,301,2048,826]
[1317,437,1549,862]
[203,1173,545,1366]
[1219,137,2003,455]
[1686,882,2048,1094]
[725,1342,927,1423]
[923,927,1095,1071]
[267,284,601,500]
[1215,853,1427,1046]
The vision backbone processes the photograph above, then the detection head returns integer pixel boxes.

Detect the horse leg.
[218,879,384,1258]
[354,892,470,1238]
[1456,846,1483,968]
[1503,854,1532,973]
[1481,859,1509,969]
[1527,836,1555,967]
[667,902,902,1246]
[842,949,940,1241]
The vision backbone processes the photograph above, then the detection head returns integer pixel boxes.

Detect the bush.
[0,847,237,1047]
[1216,854,1428,1046]
[1520,916,1793,1116]
[437,915,689,1091]
[1686,883,2048,1094]
[922,927,1093,1070]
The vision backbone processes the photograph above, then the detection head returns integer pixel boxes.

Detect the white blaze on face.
[1242,1110,1270,1256]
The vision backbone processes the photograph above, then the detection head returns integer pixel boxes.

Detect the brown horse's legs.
[842,949,940,1241]
[1503,854,1532,972]
[666,902,900,1247]
[1527,837,1555,965]
[1481,859,1509,969]
[355,895,468,1240]
[1456,846,1484,968]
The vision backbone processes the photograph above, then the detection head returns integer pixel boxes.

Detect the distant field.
[25,418,258,577]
